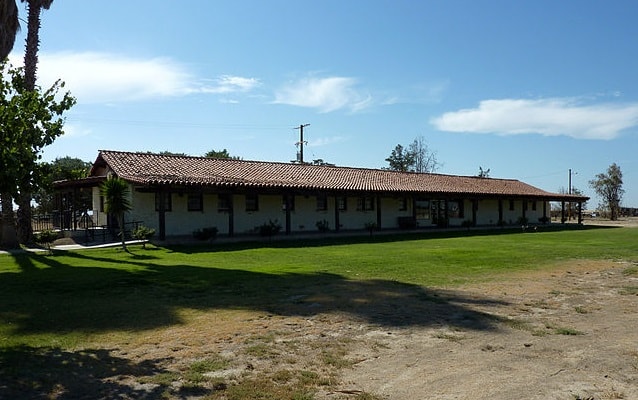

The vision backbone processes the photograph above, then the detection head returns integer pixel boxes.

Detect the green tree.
[204,148,240,159]
[34,156,91,213]
[385,136,440,173]
[385,144,414,172]
[589,163,624,220]
[0,63,74,249]
[100,176,132,251]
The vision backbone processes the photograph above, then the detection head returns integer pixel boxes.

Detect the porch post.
[472,199,478,226]
[561,201,566,223]
[376,196,382,229]
[498,199,503,225]
[334,195,340,232]
[158,189,166,241]
[228,194,234,237]
[284,193,292,235]
[543,201,547,222]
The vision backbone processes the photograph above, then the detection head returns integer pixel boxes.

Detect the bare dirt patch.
[92,258,638,400]
[340,260,638,400]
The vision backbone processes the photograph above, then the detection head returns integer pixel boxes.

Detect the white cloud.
[307,136,347,147]
[273,76,371,113]
[203,75,260,94]
[8,51,259,103]
[431,98,638,140]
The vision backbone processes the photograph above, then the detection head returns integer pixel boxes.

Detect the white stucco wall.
[91,185,553,238]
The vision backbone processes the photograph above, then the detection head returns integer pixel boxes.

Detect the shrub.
[364,221,377,236]
[316,219,330,233]
[461,220,474,230]
[516,216,529,226]
[34,230,59,253]
[192,227,218,241]
[132,225,156,248]
[258,220,282,237]
[538,216,550,224]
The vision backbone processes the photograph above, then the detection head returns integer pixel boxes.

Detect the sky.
[7,0,638,208]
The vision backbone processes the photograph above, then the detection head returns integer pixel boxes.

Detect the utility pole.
[294,124,310,163]
[568,169,578,220]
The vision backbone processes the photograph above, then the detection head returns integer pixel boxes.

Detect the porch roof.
[85,150,587,202]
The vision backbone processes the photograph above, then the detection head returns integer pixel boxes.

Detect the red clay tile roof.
[92,150,588,201]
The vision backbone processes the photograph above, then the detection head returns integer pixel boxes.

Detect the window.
[415,199,430,220]
[282,195,295,211]
[316,195,328,211]
[218,194,231,211]
[245,194,259,211]
[155,192,172,212]
[187,193,203,211]
[337,196,347,211]
[509,200,515,211]
[448,200,464,218]
[357,196,375,211]
[398,197,408,211]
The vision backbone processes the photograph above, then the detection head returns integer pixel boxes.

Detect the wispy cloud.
[307,135,347,147]
[273,76,372,113]
[431,98,638,140]
[9,51,259,103]
[200,75,261,94]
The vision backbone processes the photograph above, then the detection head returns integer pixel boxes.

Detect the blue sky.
[8,0,638,207]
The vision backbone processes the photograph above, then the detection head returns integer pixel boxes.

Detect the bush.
[34,230,59,253]
[258,220,281,237]
[193,227,218,241]
[461,220,474,230]
[316,219,330,233]
[516,216,529,226]
[132,225,156,248]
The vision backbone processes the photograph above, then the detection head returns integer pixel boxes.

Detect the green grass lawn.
[1,226,637,345]
[1,225,637,399]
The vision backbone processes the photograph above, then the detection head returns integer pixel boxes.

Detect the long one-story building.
[55,150,589,240]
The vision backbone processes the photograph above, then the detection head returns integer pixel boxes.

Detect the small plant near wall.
[461,220,474,230]
[132,225,156,249]
[192,227,218,241]
[34,230,59,254]
[258,220,282,237]
[538,216,550,224]
[364,221,377,236]
[316,219,330,233]
[517,216,529,226]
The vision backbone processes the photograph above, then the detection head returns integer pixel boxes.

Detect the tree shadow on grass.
[1,250,509,336]
[0,346,170,399]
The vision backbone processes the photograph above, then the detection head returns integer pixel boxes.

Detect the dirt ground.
[87,218,637,400]
[332,219,638,400]
[337,259,638,400]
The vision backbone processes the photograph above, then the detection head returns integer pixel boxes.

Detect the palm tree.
[0,1,20,249]
[100,176,132,251]
[0,0,19,60]
[16,0,54,244]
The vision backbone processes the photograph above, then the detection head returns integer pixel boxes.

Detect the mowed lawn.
[1,226,637,348]
[0,226,637,399]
